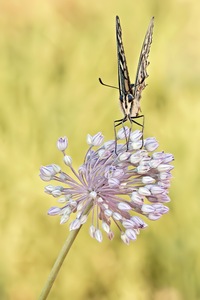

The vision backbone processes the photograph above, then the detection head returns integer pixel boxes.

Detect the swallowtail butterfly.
[115,15,154,128]
[99,16,154,130]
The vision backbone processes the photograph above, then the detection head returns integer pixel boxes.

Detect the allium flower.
[39,129,174,245]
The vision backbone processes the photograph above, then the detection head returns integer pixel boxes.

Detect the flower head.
[40,128,174,245]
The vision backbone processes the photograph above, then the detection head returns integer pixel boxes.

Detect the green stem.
[38,226,81,300]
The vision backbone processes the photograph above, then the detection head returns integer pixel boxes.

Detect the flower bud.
[87,132,104,146]
[57,137,68,151]
[117,126,130,140]
[144,137,159,151]
[63,155,72,166]
[39,165,55,181]
[130,130,143,142]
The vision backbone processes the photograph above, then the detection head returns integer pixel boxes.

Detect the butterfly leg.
[114,117,127,154]
[127,119,133,150]
[141,115,145,148]
[130,114,145,148]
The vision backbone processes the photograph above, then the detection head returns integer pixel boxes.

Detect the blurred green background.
[0,0,200,299]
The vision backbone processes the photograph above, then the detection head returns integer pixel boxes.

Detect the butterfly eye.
[128,94,134,102]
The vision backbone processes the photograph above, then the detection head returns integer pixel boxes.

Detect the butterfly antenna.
[99,78,119,90]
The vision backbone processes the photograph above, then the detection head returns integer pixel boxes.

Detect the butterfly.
[99,16,154,131]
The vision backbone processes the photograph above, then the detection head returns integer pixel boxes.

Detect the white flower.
[40,130,174,244]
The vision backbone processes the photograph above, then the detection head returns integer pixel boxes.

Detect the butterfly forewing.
[132,17,154,108]
[116,16,133,118]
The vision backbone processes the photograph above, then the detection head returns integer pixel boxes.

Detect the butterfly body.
[119,85,140,118]
[115,15,154,127]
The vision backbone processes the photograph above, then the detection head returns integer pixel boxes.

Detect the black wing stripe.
[116,16,132,101]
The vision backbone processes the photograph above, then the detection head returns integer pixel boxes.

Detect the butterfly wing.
[132,17,154,108]
[116,16,133,118]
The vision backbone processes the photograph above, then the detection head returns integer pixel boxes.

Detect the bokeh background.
[0,0,200,299]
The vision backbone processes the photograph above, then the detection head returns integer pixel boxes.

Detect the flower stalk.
[39,203,92,300]
[38,228,80,300]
